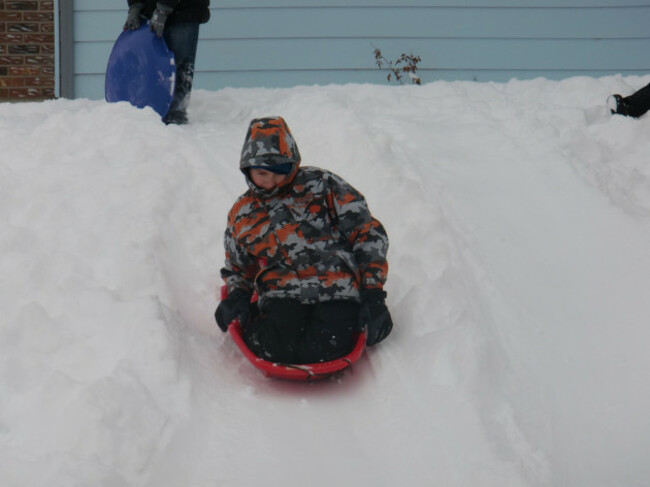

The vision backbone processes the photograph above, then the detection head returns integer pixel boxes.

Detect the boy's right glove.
[123,3,143,30]
[359,289,393,346]
[215,288,252,332]
[150,3,174,38]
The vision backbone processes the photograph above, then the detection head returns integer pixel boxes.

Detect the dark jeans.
[623,82,650,118]
[163,21,200,118]
[243,300,360,364]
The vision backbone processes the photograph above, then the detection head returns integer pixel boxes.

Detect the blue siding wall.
[71,0,650,99]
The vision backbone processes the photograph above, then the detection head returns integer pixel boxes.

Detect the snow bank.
[1,75,650,486]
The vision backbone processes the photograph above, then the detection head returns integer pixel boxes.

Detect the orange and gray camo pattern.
[221,117,389,306]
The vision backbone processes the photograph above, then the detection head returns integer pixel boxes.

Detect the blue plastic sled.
[105,24,175,118]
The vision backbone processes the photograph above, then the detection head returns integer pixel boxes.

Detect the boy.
[215,117,393,364]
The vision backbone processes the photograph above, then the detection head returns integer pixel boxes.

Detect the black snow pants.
[242,299,360,365]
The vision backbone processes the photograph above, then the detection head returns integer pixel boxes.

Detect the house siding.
[70,0,650,99]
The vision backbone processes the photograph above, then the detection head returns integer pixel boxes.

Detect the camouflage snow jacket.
[221,117,389,307]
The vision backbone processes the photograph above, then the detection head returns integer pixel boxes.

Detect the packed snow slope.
[2,76,650,487]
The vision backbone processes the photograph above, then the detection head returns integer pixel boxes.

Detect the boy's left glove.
[358,289,393,346]
[215,288,252,332]
[124,3,144,30]
[150,3,173,37]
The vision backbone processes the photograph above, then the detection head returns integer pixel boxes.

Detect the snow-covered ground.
[1,75,650,487]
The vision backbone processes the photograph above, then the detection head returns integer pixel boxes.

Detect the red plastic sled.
[221,286,366,381]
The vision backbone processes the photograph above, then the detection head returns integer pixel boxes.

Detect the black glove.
[123,3,143,31]
[215,288,252,332]
[358,289,393,346]
[150,3,173,38]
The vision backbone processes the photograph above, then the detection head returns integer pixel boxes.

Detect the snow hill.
[1,75,650,487]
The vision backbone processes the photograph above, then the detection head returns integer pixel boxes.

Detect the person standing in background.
[124,1,210,125]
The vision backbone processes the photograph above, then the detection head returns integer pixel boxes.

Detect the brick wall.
[0,0,55,101]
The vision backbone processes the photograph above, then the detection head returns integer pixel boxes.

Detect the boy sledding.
[215,117,393,378]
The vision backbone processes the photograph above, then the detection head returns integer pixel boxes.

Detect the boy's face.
[249,168,287,190]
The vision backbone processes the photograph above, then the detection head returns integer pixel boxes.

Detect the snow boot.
[607,94,632,117]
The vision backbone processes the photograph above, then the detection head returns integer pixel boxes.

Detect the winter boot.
[607,94,632,117]
[163,110,189,125]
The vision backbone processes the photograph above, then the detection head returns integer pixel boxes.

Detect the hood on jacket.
[240,117,301,195]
